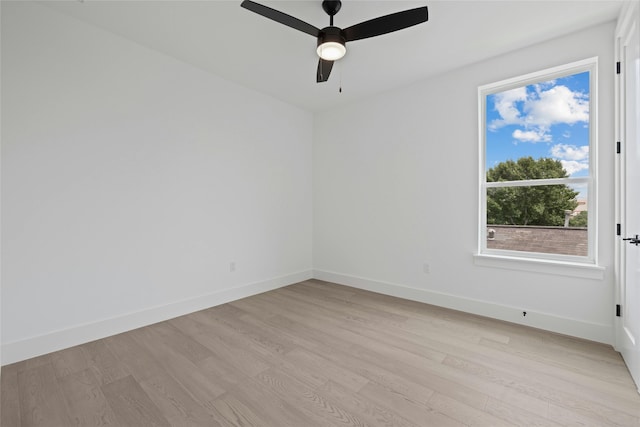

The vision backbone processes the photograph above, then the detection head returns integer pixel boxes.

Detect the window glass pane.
[485,72,590,181]
[486,184,587,257]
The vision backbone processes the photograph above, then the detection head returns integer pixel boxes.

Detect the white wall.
[314,22,617,344]
[1,2,313,364]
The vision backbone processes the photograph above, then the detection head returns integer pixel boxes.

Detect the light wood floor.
[2,280,640,426]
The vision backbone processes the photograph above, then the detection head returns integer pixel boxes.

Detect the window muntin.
[479,58,597,264]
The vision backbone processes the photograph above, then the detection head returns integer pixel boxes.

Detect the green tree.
[487,157,579,226]
[569,211,588,227]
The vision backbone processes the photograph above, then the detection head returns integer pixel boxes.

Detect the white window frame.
[475,58,604,279]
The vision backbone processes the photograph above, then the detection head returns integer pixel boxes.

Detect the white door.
[617,1,640,392]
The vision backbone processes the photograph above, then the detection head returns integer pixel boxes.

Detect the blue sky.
[486,71,590,181]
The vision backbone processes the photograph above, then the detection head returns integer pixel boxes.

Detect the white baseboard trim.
[313,269,613,345]
[2,270,313,365]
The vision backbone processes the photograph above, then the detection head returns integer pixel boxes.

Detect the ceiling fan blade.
[317,59,334,83]
[241,0,320,37]
[342,6,428,42]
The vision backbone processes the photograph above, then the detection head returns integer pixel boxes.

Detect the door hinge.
[617,141,621,154]
[616,304,622,317]
[617,61,621,74]
[617,223,621,236]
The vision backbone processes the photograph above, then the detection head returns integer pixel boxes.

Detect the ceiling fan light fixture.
[317,26,346,61]
[317,41,346,60]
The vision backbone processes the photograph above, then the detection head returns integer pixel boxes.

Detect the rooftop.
[487,225,587,257]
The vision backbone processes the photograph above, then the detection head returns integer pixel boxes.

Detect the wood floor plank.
[260,311,448,405]
[284,283,411,324]
[258,291,450,366]
[284,347,370,393]
[213,311,297,356]
[356,381,461,427]
[425,391,515,427]
[442,354,640,426]
[188,309,291,363]
[193,355,252,393]
[137,370,224,427]
[104,332,166,382]
[484,397,561,427]
[1,363,21,427]
[317,380,424,427]
[547,401,619,427]
[290,281,512,345]
[14,354,52,373]
[3,279,640,427]
[81,340,130,386]
[278,287,463,362]
[101,375,171,427]
[17,363,72,427]
[143,321,214,365]
[211,394,265,427]
[480,335,636,388]
[249,370,342,427]
[128,326,227,406]
[473,340,640,415]
[231,375,333,427]
[369,308,640,413]
[50,345,89,379]
[333,343,494,412]
[314,281,512,344]
[57,368,118,426]
[256,368,371,427]
[230,300,327,352]
[397,321,638,406]
[186,326,271,378]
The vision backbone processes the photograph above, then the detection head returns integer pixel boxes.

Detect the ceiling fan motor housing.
[317,26,346,49]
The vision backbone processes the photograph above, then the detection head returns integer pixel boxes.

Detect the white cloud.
[512,129,551,143]
[536,79,557,89]
[551,144,589,176]
[489,83,589,142]
[560,160,589,175]
[551,144,589,161]
[524,85,589,128]
[489,87,527,130]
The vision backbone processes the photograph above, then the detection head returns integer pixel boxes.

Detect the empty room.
[2,0,640,425]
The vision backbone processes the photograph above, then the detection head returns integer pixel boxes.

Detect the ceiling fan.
[240,0,428,83]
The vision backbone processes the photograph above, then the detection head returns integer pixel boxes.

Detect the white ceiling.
[42,0,623,112]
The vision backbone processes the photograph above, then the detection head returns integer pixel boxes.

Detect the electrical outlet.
[230,261,236,272]
[423,263,430,274]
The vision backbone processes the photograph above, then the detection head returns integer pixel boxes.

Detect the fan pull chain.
[339,63,343,93]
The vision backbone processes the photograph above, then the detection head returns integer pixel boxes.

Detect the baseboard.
[2,270,313,365]
[313,269,613,345]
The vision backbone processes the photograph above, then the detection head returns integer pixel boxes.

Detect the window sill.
[473,253,605,280]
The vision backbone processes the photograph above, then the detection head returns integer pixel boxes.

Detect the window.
[478,58,598,269]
